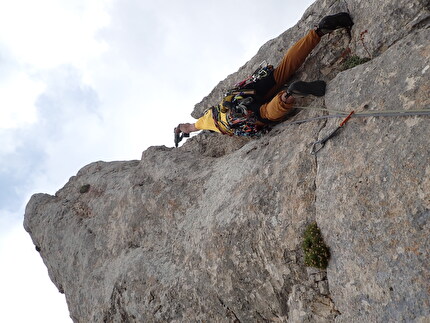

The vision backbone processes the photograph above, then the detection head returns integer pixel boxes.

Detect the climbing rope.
[280,106,430,154]
[282,107,430,127]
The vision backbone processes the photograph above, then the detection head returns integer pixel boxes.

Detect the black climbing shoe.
[316,12,354,36]
[287,80,326,97]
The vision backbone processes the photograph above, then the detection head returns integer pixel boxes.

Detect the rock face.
[24,0,429,322]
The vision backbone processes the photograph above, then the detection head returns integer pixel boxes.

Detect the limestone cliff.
[24,0,429,322]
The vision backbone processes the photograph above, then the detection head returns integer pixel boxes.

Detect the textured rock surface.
[24,0,429,322]
[316,27,430,322]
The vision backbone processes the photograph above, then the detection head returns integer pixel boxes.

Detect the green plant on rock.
[343,55,371,70]
[302,222,330,269]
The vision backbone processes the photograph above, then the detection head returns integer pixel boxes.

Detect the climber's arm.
[174,123,199,147]
[174,109,219,136]
[175,123,198,134]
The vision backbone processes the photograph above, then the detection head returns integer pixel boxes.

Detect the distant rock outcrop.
[24,0,429,322]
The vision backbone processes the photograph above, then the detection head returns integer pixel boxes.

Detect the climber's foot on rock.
[287,80,326,97]
[316,12,354,36]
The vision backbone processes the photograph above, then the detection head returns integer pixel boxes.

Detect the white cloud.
[0,0,111,69]
[0,72,45,129]
[0,223,71,323]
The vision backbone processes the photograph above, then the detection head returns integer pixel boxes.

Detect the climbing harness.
[208,60,277,137]
[211,105,234,135]
[310,110,354,155]
[211,103,265,137]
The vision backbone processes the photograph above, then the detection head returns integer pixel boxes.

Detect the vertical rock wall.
[24,0,429,322]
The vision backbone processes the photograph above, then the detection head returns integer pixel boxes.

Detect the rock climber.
[174,12,354,146]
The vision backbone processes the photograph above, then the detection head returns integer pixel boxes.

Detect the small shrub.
[343,55,371,70]
[80,184,91,194]
[302,222,330,269]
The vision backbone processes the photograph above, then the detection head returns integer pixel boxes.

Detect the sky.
[0,0,315,321]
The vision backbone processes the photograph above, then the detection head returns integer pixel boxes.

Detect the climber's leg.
[274,30,321,84]
[262,30,321,100]
[259,91,294,122]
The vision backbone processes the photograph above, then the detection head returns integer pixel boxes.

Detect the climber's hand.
[281,92,295,104]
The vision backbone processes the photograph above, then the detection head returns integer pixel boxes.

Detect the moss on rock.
[343,55,371,70]
[302,222,330,269]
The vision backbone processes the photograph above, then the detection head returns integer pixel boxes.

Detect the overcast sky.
[0,0,315,321]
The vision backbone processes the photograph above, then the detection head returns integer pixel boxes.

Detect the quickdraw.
[310,110,354,155]
[287,107,430,155]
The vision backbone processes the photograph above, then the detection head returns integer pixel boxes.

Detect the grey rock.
[318,281,330,296]
[24,0,430,322]
[316,26,430,323]
[306,267,323,276]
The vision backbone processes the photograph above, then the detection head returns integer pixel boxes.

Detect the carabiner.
[310,140,326,155]
[310,111,355,155]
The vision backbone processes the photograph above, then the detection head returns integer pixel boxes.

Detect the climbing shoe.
[287,80,326,97]
[316,12,354,36]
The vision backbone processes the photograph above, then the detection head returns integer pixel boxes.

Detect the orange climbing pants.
[259,29,321,122]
